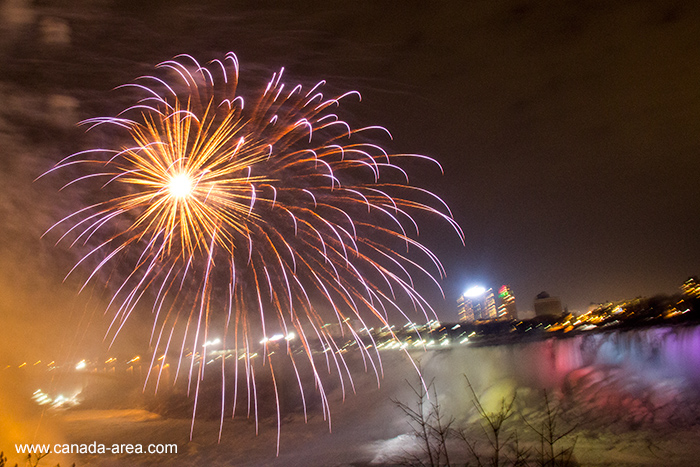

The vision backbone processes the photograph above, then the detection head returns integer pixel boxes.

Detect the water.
[411,326,700,425]
[367,325,700,465]
[5,324,700,466]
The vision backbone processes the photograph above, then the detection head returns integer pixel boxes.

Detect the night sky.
[2,0,700,336]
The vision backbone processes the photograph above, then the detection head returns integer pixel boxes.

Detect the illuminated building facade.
[533,291,563,317]
[483,288,497,320]
[458,287,497,322]
[497,285,517,320]
[457,295,474,322]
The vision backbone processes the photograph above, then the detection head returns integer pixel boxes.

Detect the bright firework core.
[168,173,194,199]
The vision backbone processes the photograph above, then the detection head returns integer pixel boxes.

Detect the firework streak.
[42,52,463,451]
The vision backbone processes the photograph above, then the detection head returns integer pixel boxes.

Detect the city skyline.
[457,284,518,322]
[454,276,698,319]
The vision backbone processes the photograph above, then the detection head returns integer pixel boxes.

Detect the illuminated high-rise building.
[483,288,498,320]
[457,295,474,322]
[458,286,497,322]
[497,285,517,320]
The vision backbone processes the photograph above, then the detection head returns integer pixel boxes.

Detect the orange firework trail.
[41,52,463,450]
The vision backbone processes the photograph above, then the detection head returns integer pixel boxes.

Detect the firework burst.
[42,52,463,450]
